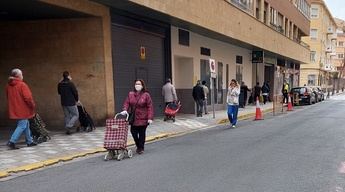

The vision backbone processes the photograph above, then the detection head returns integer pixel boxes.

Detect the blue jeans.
[227,105,239,126]
[10,119,33,144]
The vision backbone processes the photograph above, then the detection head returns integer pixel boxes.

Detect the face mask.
[135,85,143,91]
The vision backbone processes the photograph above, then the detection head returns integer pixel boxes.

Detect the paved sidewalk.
[0,103,274,178]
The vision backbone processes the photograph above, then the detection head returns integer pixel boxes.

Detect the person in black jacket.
[240,82,251,108]
[192,80,205,117]
[58,71,79,135]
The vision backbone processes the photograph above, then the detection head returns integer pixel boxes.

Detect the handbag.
[127,94,142,125]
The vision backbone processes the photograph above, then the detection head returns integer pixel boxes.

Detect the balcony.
[330,33,337,40]
[326,47,332,53]
[330,51,337,56]
[270,23,284,34]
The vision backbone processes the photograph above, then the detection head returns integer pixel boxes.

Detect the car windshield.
[291,88,306,94]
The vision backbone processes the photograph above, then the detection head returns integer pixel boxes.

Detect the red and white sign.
[209,58,216,73]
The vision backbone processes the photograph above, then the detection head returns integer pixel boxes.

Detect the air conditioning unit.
[327,27,334,34]
[324,64,331,71]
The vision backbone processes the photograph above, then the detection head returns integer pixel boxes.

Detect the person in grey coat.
[162,78,178,106]
[58,71,79,135]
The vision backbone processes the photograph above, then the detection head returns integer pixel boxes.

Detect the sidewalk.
[0,103,273,178]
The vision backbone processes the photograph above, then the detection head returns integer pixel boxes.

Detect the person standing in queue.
[121,79,154,154]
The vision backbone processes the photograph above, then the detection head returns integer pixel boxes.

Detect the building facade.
[300,0,337,91]
[0,0,310,127]
[334,18,345,90]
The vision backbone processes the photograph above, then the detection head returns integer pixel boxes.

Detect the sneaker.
[27,142,37,147]
[231,125,236,129]
[7,141,19,150]
[65,130,71,135]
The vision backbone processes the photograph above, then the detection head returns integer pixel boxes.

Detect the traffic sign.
[209,58,216,73]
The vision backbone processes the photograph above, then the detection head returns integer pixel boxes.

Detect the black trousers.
[130,125,147,150]
[195,100,204,116]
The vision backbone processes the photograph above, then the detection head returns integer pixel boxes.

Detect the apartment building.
[0,0,310,127]
[334,18,345,90]
[300,0,337,90]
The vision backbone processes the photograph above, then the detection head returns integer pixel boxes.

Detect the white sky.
[324,0,345,20]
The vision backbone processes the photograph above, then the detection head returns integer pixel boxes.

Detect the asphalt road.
[1,95,345,192]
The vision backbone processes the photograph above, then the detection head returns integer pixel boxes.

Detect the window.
[200,47,211,56]
[308,75,316,86]
[270,7,277,25]
[236,55,243,64]
[178,29,190,46]
[338,54,344,59]
[310,51,316,62]
[310,29,318,40]
[310,7,319,18]
[228,0,254,13]
[339,41,344,47]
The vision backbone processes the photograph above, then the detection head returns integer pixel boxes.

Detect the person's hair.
[166,78,171,83]
[202,80,206,85]
[63,71,70,79]
[134,79,147,92]
[11,68,22,77]
[256,82,260,85]
[231,79,238,86]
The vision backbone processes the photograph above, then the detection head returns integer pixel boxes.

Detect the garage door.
[112,24,165,116]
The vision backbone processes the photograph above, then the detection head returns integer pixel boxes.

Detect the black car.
[290,86,316,105]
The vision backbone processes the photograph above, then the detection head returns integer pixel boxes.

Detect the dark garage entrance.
[111,14,170,116]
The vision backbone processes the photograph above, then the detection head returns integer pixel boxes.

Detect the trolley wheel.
[172,118,175,122]
[104,150,114,161]
[163,117,167,121]
[127,149,133,158]
[116,151,124,161]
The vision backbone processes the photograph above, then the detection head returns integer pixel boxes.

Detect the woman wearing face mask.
[121,79,154,154]
[227,79,240,128]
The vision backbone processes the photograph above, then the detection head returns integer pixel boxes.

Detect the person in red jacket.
[6,68,37,150]
[121,79,154,154]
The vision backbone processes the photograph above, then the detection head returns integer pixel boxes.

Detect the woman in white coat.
[227,79,240,128]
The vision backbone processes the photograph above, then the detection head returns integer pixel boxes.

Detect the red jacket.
[123,91,154,126]
[6,78,36,119]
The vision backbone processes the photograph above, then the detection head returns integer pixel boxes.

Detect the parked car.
[290,86,317,105]
[310,86,325,102]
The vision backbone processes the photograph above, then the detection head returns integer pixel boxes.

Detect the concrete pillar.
[285,18,289,37]
[266,3,271,25]
[259,0,265,22]
[253,0,257,18]
[282,16,286,34]
[289,21,294,39]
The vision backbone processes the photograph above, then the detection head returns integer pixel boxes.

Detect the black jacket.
[58,79,79,106]
[192,85,205,101]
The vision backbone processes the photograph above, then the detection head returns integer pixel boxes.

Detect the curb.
[0,109,273,179]
[0,133,173,179]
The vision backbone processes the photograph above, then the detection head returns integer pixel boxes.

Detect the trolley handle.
[115,112,129,121]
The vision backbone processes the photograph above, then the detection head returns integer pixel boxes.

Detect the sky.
[324,0,345,20]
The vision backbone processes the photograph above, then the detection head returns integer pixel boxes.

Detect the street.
[1,95,345,192]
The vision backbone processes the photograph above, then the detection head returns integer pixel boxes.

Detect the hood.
[8,77,22,86]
